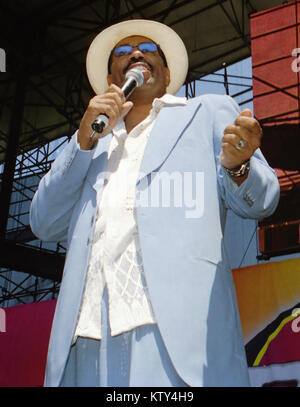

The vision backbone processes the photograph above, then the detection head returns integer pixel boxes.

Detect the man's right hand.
[78,84,133,150]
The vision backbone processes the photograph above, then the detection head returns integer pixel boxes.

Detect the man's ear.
[107,74,112,86]
[165,67,170,87]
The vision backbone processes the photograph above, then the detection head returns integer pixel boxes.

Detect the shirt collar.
[113,119,127,141]
[154,93,187,107]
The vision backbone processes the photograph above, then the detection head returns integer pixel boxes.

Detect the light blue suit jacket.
[30,94,280,387]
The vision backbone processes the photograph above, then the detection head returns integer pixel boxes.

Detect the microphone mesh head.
[125,67,145,87]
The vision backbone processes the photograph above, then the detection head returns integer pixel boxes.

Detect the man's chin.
[144,76,155,86]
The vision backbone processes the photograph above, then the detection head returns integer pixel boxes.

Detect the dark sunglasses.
[113,42,158,57]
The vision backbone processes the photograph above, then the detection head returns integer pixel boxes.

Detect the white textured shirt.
[73,94,187,341]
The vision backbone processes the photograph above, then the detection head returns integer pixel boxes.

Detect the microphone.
[91,67,145,134]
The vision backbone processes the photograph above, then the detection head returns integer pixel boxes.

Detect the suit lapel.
[137,99,202,183]
[86,133,112,192]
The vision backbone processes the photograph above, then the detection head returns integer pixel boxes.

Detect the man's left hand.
[221,109,262,170]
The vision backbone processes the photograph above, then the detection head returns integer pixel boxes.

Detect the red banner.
[0,299,56,387]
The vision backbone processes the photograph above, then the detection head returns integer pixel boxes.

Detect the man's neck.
[124,89,165,134]
[125,103,153,134]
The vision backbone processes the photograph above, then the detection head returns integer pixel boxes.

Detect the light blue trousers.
[60,289,187,387]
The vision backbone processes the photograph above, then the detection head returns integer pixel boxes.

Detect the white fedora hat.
[86,19,189,95]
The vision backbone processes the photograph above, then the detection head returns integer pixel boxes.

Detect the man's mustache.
[122,58,153,74]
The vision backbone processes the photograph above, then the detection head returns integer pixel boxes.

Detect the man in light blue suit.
[30,19,280,387]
